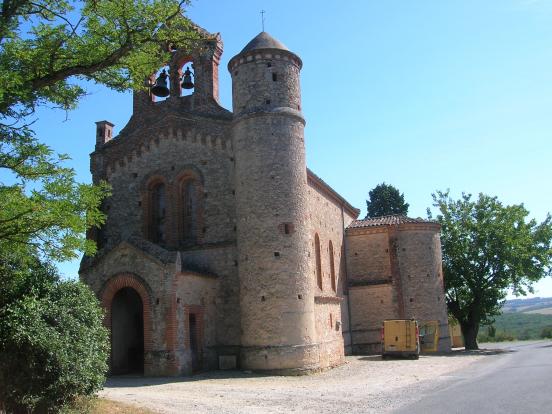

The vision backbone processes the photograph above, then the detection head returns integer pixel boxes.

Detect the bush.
[0,253,109,413]
[542,326,552,339]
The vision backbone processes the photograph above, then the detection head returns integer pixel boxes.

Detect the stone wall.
[349,284,398,354]
[80,242,176,375]
[173,272,218,374]
[346,229,391,284]
[306,174,357,356]
[345,221,452,354]
[231,45,319,372]
[88,108,243,367]
[314,299,345,369]
[93,116,235,249]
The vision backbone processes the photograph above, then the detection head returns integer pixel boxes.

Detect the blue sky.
[32,0,552,298]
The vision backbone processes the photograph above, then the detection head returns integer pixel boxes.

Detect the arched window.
[329,240,336,292]
[315,233,322,290]
[181,178,200,245]
[150,182,166,244]
[177,170,203,246]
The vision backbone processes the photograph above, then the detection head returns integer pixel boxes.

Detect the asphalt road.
[394,340,552,414]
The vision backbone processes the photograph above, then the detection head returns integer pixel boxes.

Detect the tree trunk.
[461,321,479,350]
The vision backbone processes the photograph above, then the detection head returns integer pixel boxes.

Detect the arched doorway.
[111,287,144,374]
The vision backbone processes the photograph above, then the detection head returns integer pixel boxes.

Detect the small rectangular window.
[272,73,278,81]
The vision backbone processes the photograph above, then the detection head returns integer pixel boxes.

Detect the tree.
[429,191,552,349]
[0,249,109,413]
[0,1,204,410]
[0,0,203,261]
[366,183,409,218]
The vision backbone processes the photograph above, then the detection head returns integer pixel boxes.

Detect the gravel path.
[101,353,484,413]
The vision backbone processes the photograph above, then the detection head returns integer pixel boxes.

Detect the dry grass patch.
[62,397,156,414]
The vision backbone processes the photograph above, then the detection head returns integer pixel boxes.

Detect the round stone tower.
[229,32,318,373]
[395,222,452,352]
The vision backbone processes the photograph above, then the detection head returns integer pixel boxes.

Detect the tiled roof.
[241,31,289,53]
[347,214,437,229]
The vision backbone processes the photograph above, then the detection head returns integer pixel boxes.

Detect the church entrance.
[111,287,144,375]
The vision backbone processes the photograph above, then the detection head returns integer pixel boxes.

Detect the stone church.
[80,27,451,376]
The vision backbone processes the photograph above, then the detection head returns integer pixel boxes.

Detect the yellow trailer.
[381,319,420,359]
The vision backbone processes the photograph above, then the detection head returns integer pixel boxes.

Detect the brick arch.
[175,165,205,185]
[101,273,153,353]
[175,168,204,246]
[172,54,194,97]
[142,174,169,244]
[144,173,167,190]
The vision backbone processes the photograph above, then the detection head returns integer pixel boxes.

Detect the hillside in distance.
[502,297,552,314]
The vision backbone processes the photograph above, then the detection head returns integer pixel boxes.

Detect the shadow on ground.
[357,347,515,363]
[105,368,300,388]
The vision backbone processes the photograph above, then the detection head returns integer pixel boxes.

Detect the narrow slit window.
[150,182,166,244]
[315,233,322,290]
[329,240,336,292]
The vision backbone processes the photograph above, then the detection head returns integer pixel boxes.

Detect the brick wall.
[349,284,397,354]
[307,178,356,358]
[345,223,452,354]
[396,226,451,351]
[346,230,391,284]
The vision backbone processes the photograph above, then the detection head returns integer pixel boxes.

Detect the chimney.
[95,120,114,149]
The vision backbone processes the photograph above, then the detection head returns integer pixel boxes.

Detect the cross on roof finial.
[260,10,266,32]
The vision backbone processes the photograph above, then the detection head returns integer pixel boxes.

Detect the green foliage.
[541,326,552,339]
[0,0,204,262]
[0,132,111,260]
[477,312,552,342]
[429,191,552,349]
[0,2,204,410]
[0,250,109,413]
[0,0,200,115]
[366,183,409,218]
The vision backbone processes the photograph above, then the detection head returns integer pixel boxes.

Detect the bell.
[151,69,170,97]
[181,67,194,89]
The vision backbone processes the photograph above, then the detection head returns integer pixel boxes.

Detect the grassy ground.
[61,397,156,414]
[478,312,552,341]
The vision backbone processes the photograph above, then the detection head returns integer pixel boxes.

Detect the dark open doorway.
[111,287,144,375]
[189,313,201,372]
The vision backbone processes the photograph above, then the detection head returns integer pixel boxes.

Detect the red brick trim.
[174,169,204,246]
[100,273,153,354]
[142,174,168,244]
[172,55,193,97]
[397,223,441,232]
[347,223,440,235]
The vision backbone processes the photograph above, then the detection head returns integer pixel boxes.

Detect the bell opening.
[150,66,170,102]
[180,63,195,97]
